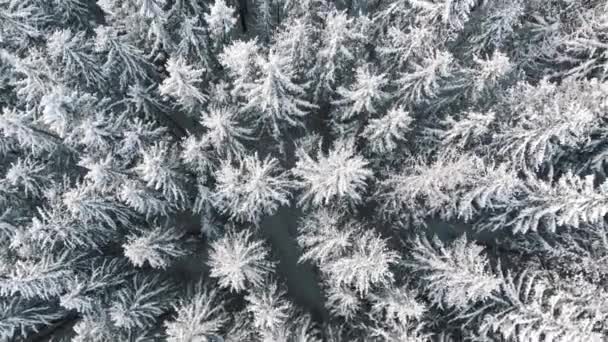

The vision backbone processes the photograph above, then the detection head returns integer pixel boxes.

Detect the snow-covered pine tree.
[2,0,608,340]
[159,57,208,114]
[213,152,291,223]
[204,0,237,44]
[293,139,373,208]
[310,9,363,100]
[208,228,274,292]
[241,51,317,139]
[164,281,228,342]
[332,64,391,121]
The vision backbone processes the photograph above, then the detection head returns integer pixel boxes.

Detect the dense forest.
[1,0,608,341]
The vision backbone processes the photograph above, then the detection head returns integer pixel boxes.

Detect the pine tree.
[332,64,391,121]
[199,105,253,159]
[297,208,355,265]
[493,78,605,170]
[395,50,454,105]
[245,280,292,334]
[241,52,316,138]
[208,229,274,292]
[407,234,500,309]
[273,17,318,76]
[0,297,63,341]
[3,0,608,339]
[159,57,208,114]
[310,9,362,99]
[204,0,237,42]
[0,108,62,155]
[377,152,486,224]
[134,141,189,208]
[324,281,360,320]
[164,282,228,342]
[46,29,105,87]
[360,105,413,154]
[293,139,373,208]
[93,26,153,88]
[476,271,606,341]
[489,172,608,233]
[219,39,261,96]
[323,230,398,295]
[108,274,174,330]
[123,226,188,269]
[213,153,291,223]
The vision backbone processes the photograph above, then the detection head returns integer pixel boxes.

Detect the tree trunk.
[238,0,249,33]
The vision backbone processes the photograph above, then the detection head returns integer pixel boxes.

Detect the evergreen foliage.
[1,0,608,340]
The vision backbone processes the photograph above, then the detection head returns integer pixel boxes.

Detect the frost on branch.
[80,155,127,193]
[457,162,522,222]
[46,29,105,87]
[245,280,293,334]
[219,39,261,96]
[273,17,317,76]
[489,172,608,233]
[119,180,174,219]
[4,158,48,198]
[439,110,495,149]
[173,16,214,67]
[208,229,274,292]
[0,108,60,155]
[470,52,512,95]
[70,313,116,342]
[525,224,608,284]
[123,226,187,269]
[369,285,426,328]
[199,105,253,159]
[28,202,116,250]
[59,259,129,314]
[241,52,316,138]
[311,9,362,99]
[396,50,454,105]
[164,282,228,342]
[297,208,355,265]
[324,281,360,320]
[0,252,74,300]
[213,153,291,223]
[377,25,435,70]
[137,0,166,18]
[407,234,500,309]
[159,57,208,113]
[118,119,168,162]
[93,26,152,88]
[494,78,607,169]
[366,284,428,341]
[407,0,477,32]
[332,65,391,121]
[254,0,274,43]
[323,230,398,295]
[62,183,131,230]
[180,135,215,175]
[0,1,44,46]
[477,271,606,342]
[39,86,95,139]
[293,139,372,208]
[0,297,63,341]
[360,105,413,154]
[467,0,526,53]
[204,0,237,41]
[109,274,174,330]
[134,141,189,208]
[264,313,322,342]
[377,153,486,224]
